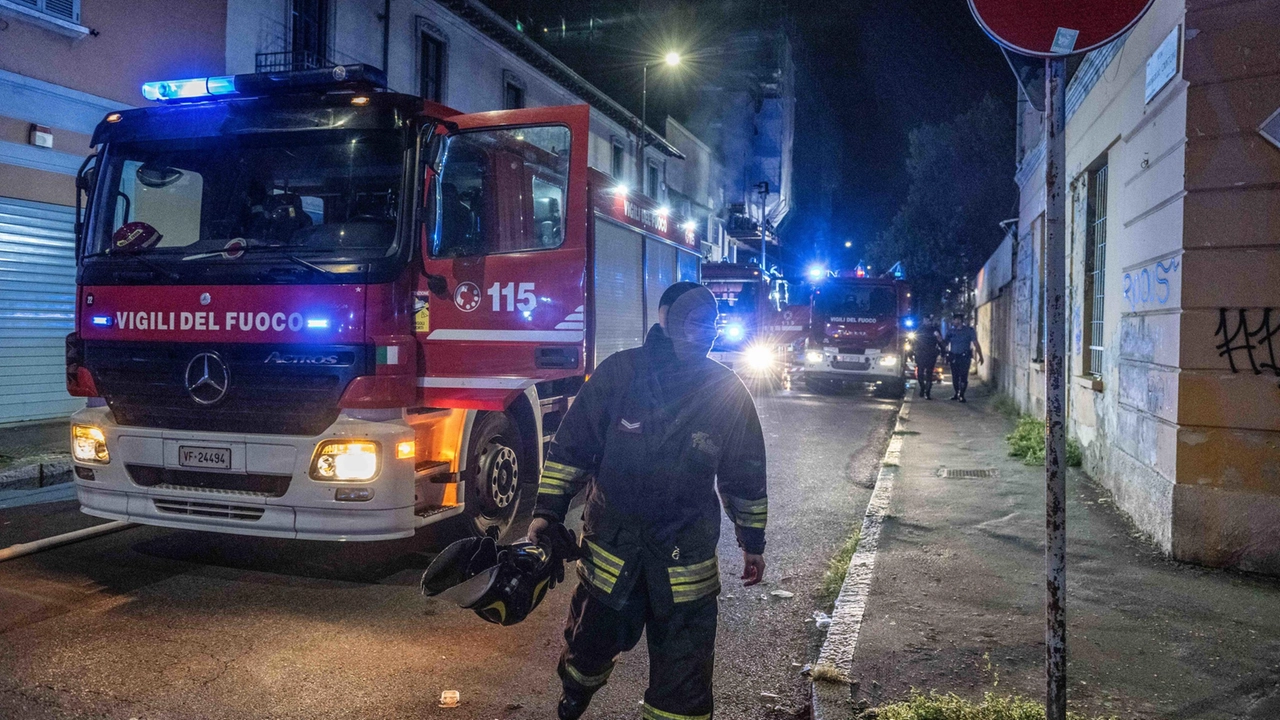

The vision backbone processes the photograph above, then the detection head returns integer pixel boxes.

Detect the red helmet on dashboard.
[111,221,163,252]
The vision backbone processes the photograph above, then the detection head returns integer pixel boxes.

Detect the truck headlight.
[745,345,775,373]
[879,355,899,366]
[311,440,380,481]
[72,425,109,463]
[805,350,825,364]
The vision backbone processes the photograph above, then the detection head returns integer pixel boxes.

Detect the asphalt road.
[0,387,898,720]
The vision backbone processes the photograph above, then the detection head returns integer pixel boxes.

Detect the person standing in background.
[912,314,944,399]
[945,312,984,402]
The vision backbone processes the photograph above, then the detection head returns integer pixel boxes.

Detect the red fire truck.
[799,269,912,397]
[701,262,808,380]
[65,65,700,542]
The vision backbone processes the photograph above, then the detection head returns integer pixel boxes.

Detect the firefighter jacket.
[534,325,768,611]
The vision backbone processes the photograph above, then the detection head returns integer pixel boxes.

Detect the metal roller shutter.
[0,197,82,424]
[644,238,677,328]
[677,248,700,283]
[593,217,645,366]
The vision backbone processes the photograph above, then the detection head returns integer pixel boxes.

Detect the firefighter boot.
[557,688,591,720]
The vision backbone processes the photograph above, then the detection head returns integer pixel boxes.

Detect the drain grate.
[939,468,999,479]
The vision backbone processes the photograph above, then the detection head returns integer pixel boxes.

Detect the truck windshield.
[816,285,897,319]
[86,130,405,278]
[707,281,760,316]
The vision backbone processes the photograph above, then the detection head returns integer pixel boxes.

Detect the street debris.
[438,690,460,708]
[770,589,795,599]
[809,662,848,684]
[812,610,832,629]
[759,691,781,704]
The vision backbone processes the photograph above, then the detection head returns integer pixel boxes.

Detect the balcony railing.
[255,50,336,74]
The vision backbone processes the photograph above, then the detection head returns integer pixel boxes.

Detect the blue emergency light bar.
[140,64,387,103]
[141,76,237,102]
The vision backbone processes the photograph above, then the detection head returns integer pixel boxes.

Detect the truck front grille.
[86,341,369,436]
[127,465,291,497]
[153,498,265,521]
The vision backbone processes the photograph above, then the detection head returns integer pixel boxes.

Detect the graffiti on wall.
[1215,308,1280,375]
[1123,258,1180,312]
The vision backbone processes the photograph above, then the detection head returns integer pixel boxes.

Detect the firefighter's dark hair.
[658,282,704,310]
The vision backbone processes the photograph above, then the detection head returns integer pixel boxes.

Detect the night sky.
[481,0,1013,271]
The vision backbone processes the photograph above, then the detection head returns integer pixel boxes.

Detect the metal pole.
[759,184,767,273]
[639,63,648,191]
[1043,56,1069,720]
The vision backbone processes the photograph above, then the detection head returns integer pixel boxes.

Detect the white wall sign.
[1145,25,1180,103]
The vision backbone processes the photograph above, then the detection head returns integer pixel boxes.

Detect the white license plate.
[836,354,864,362]
[179,446,231,469]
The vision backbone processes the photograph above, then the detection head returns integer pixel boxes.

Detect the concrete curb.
[811,395,911,719]
[0,455,72,490]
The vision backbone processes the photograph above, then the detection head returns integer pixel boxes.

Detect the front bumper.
[802,352,903,383]
[70,405,417,541]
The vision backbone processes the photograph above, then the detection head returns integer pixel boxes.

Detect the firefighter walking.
[528,282,768,720]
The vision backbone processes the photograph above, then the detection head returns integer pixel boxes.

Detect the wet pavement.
[0,387,898,719]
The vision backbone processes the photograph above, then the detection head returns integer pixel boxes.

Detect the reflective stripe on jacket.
[534,325,768,610]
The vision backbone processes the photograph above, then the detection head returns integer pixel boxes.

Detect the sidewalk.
[0,418,71,490]
[841,383,1280,719]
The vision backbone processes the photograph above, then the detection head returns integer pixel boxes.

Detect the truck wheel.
[462,411,523,540]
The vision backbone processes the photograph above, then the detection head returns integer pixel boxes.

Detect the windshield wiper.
[182,244,336,277]
[82,251,181,281]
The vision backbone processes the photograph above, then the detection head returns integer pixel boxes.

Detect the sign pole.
[1043,55,1069,720]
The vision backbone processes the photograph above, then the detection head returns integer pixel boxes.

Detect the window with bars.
[290,0,330,70]
[420,31,445,102]
[1084,163,1108,378]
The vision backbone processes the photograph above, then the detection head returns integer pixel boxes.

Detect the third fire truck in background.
[799,269,911,397]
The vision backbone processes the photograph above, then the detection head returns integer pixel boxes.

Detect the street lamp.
[638,51,681,194]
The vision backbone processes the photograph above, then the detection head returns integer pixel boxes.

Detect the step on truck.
[66,65,701,541]
[800,270,911,397]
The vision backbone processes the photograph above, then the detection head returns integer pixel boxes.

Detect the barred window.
[1084,162,1108,378]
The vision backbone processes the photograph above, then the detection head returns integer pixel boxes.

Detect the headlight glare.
[311,440,380,481]
[744,345,775,373]
[805,350,824,364]
[72,425,109,463]
[879,355,899,366]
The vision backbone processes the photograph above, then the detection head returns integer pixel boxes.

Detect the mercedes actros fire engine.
[799,268,912,397]
[65,65,700,541]
[701,262,807,381]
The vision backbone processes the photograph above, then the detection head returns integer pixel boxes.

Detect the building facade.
[0,0,227,425]
[977,0,1280,573]
[0,0,720,425]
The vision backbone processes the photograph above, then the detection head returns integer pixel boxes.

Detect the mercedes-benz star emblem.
[185,352,230,406]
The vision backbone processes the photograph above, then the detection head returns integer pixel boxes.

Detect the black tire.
[461,411,524,540]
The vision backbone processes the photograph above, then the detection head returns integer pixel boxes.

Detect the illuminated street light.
[665,51,682,67]
[844,241,852,248]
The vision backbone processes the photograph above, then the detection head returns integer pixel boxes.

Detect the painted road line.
[812,394,910,718]
[0,521,134,563]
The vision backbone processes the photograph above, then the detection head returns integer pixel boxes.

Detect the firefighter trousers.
[558,571,718,719]
[915,355,938,396]
[950,353,972,397]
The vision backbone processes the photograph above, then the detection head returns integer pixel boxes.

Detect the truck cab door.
[418,105,590,409]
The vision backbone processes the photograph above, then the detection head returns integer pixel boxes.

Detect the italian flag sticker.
[376,346,400,365]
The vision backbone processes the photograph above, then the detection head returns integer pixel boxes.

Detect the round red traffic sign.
[969,0,1155,57]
